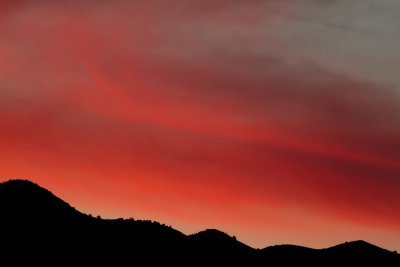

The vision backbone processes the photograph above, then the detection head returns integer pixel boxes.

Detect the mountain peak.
[322,239,394,260]
[345,240,375,246]
[0,179,84,224]
[2,178,41,187]
[189,228,253,257]
[192,229,231,237]
[329,240,383,250]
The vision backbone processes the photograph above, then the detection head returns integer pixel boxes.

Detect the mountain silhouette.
[0,179,87,224]
[1,179,399,265]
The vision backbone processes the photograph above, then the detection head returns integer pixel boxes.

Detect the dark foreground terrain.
[1,180,398,265]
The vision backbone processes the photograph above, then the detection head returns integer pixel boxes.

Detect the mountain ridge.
[1,179,398,265]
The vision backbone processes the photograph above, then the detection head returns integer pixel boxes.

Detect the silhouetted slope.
[319,240,399,264]
[1,179,399,265]
[0,179,187,264]
[188,229,255,263]
[189,229,252,252]
[0,179,88,225]
[324,240,390,256]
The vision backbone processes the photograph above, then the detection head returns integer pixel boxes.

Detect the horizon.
[0,178,394,252]
[1,178,398,252]
[1,0,399,251]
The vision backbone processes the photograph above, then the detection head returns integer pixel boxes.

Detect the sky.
[1,0,400,250]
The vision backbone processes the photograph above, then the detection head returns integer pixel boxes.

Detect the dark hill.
[319,240,398,265]
[0,180,187,264]
[188,229,255,263]
[324,240,390,256]
[189,228,252,252]
[1,179,399,265]
[0,179,88,224]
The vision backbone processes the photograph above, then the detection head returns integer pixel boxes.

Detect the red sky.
[1,0,400,250]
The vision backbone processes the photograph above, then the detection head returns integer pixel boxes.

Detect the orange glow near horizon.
[1,0,400,251]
